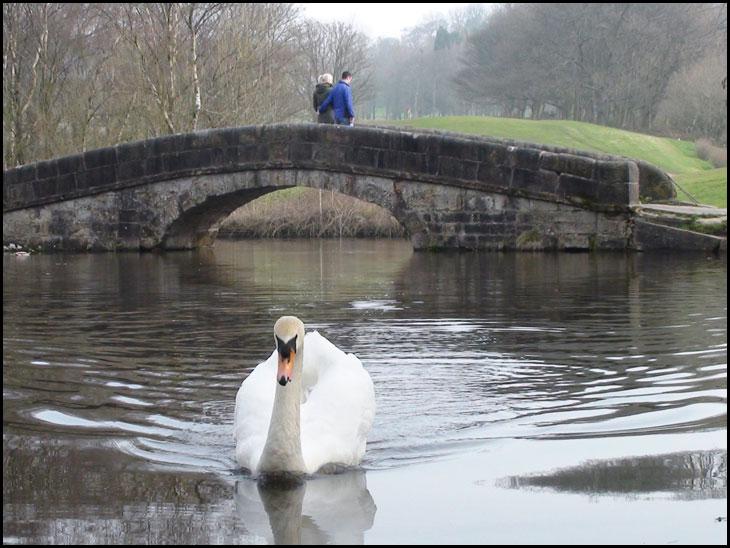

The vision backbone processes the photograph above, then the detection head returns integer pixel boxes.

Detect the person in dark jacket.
[317,71,355,126]
[313,73,335,124]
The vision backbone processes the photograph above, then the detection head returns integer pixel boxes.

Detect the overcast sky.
[301,3,473,40]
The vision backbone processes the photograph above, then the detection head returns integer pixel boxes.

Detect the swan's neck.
[258,351,306,474]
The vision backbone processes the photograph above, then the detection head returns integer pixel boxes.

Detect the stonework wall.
[3,124,642,252]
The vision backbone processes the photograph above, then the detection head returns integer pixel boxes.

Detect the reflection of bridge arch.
[4,123,651,251]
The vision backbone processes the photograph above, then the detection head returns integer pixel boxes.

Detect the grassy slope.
[386,116,726,207]
[673,168,727,208]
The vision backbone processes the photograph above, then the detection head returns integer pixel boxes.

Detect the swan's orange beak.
[277,350,295,386]
[275,333,297,386]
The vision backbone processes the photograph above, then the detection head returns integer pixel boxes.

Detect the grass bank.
[673,168,727,208]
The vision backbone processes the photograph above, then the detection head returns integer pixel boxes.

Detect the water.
[3,239,727,544]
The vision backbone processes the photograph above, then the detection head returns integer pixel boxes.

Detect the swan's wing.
[301,333,376,472]
[233,350,277,471]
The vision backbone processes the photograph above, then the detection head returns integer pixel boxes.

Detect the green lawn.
[673,168,727,208]
[386,116,726,207]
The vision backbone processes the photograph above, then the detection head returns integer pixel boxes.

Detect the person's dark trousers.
[336,118,352,126]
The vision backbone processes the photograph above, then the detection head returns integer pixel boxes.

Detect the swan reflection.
[235,470,376,544]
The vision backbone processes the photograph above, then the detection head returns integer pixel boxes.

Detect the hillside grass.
[386,116,726,207]
[673,168,727,208]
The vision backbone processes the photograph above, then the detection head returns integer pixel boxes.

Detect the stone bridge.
[2,123,691,252]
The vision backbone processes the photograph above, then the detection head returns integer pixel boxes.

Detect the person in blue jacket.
[317,71,355,126]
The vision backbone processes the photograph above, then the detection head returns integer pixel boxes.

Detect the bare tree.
[183,3,225,131]
[364,5,489,121]
[458,3,713,130]
[295,20,373,121]
[3,4,53,166]
[656,50,727,144]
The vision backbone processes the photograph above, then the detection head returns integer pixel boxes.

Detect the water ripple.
[3,243,726,475]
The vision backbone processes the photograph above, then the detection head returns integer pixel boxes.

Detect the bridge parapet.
[3,123,639,214]
[372,124,676,203]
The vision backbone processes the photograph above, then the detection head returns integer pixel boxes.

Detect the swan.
[234,316,375,475]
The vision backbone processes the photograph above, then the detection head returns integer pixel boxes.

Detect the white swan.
[234,316,376,475]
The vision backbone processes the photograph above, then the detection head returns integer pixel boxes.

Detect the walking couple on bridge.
[313,71,355,126]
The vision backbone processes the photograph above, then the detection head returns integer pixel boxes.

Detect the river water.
[3,239,727,544]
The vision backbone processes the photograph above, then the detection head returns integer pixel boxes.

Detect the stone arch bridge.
[3,123,687,252]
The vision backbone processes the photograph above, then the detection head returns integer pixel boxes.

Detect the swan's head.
[273,316,305,387]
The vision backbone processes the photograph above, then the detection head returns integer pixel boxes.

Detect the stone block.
[36,160,58,180]
[260,124,294,144]
[84,146,117,169]
[634,219,725,251]
[557,174,598,203]
[15,164,37,184]
[345,146,379,170]
[478,142,510,167]
[182,148,213,170]
[312,144,347,166]
[507,148,541,170]
[56,154,84,176]
[541,152,595,179]
[151,134,187,155]
[355,128,390,150]
[184,130,215,150]
[476,165,511,189]
[117,221,141,240]
[118,209,138,223]
[512,168,558,195]
[438,156,478,181]
[596,181,638,207]
[117,161,146,182]
[116,141,148,164]
[637,160,676,200]
[597,160,637,184]
[238,144,269,164]
[393,131,426,154]
[235,126,262,145]
[33,178,57,199]
[3,171,19,198]
[77,165,117,190]
[440,137,479,161]
[267,141,290,163]
[56,173,77,196]
[202,127,242,149]
[288,142,315,164]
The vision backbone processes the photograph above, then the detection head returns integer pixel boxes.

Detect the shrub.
[695,139,727,168]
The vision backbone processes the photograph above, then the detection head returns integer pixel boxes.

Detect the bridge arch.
[4,123,661,252]
[150,168,421,250]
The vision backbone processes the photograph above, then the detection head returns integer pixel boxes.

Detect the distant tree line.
[361,4,494,120]
[3,3,726,170]
[456,3,727,143]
